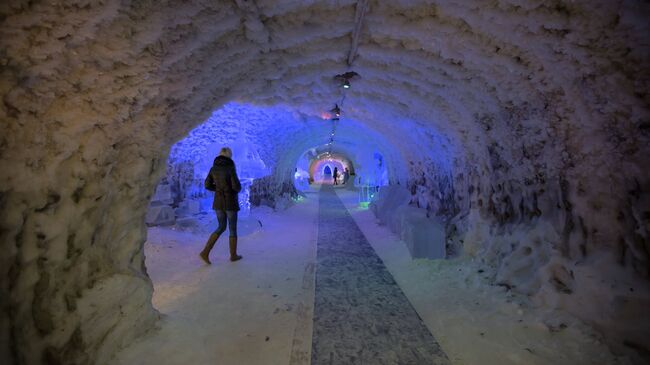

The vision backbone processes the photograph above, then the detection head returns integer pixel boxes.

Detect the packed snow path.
[311,185,449,364]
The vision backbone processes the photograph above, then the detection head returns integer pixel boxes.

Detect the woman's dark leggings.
[215,210,238,237]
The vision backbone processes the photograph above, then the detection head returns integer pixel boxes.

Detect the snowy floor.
[335,189,634,365]
[312,185,448,364]
[111,185,634,365]
[111,188,320,365]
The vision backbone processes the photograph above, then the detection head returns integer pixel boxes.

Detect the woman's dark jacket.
[204,156,242,211]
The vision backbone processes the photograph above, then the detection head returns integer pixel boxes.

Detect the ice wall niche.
[363,152,388,187]
[199,134,271,215]
[149,126,273,230]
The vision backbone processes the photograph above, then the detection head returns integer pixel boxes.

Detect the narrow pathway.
[311,185,449,365]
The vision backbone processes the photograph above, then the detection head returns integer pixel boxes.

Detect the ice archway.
[1,1,648,363]
[308,154,354,183]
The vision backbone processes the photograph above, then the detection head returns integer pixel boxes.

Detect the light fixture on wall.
[335,71,359,89]
[331,104,341,117]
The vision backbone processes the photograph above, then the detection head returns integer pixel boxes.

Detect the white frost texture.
[0,0,648,364]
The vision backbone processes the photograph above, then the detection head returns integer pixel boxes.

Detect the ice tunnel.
[1,1,649,364]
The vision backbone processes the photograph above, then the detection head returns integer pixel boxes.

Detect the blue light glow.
[165,102,455,202]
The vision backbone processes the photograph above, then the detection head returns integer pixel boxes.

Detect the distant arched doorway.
[323,165,332,175]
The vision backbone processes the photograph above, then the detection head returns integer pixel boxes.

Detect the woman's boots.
[199,231,220,264]
[229,237,243,262]
[200,234,242,264]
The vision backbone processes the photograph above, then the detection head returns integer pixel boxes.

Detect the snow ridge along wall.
[1,0,649,363]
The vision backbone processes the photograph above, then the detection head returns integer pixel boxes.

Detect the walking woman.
[200,147,243,264]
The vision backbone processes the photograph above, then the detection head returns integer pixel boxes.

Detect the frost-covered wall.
[1,0,649,363]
